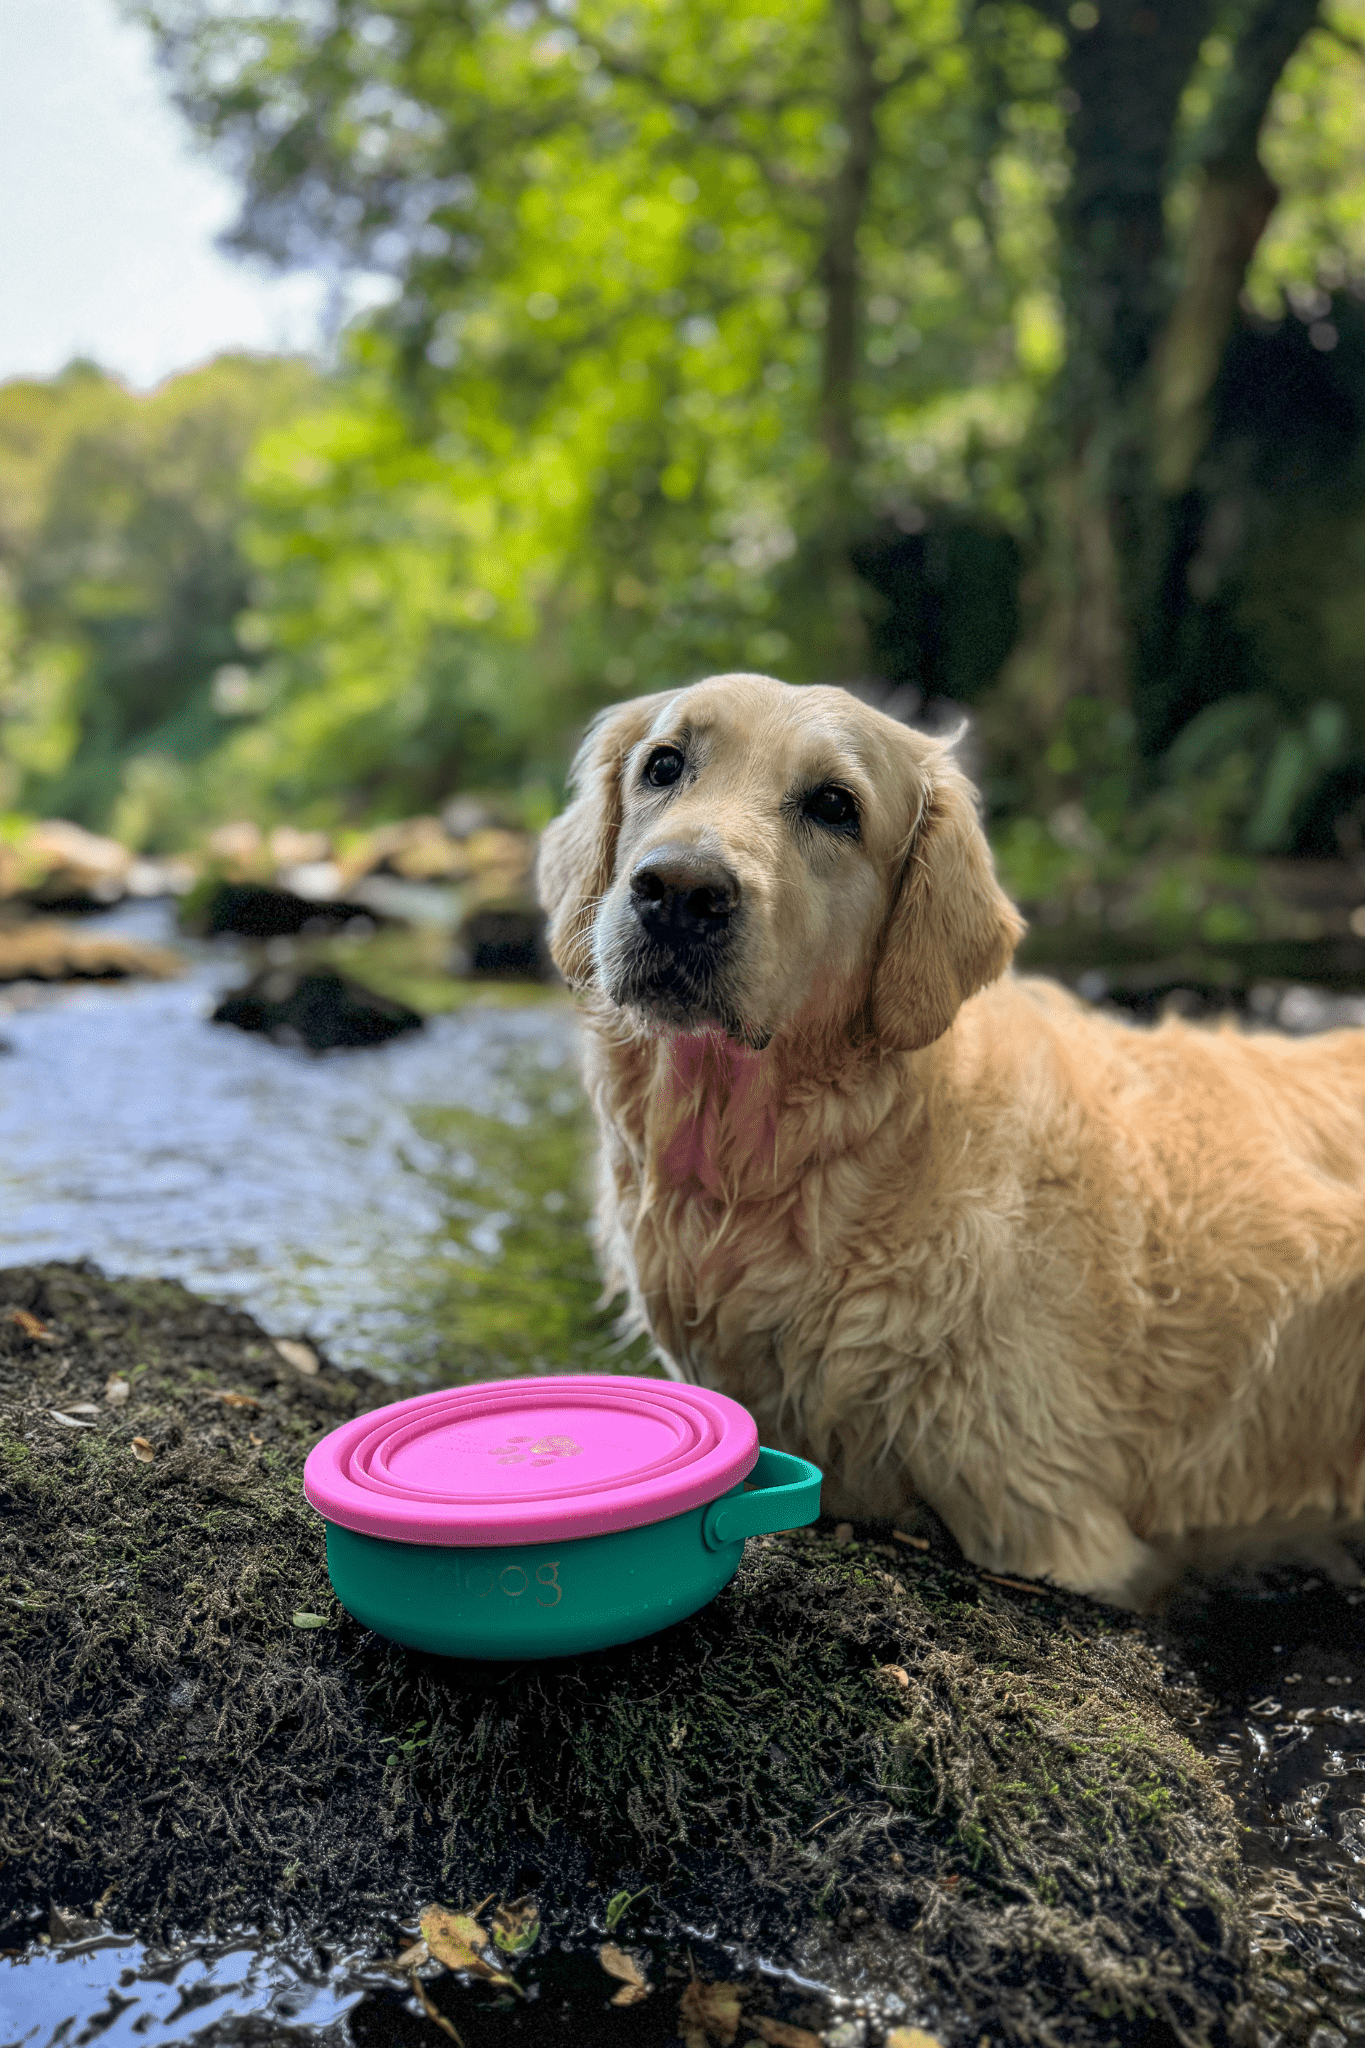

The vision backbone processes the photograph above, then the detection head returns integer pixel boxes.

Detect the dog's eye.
[643,746,685,789]
[803,784,858,830]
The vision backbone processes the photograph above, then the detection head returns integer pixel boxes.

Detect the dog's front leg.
[919,1469,1170,1612]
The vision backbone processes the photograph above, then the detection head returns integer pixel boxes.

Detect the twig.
[410,1971,465,2045]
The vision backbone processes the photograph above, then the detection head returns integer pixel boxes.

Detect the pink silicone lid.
[303,1374,759,1546]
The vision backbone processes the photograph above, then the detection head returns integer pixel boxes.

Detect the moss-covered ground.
[0,1262,1249,2045]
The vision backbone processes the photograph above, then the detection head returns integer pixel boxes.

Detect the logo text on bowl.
[491,1433,584,1467]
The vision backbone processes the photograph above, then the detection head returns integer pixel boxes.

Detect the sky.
[0,0,381,389]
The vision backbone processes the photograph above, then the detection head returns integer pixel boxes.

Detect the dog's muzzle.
[606,845,740,1016]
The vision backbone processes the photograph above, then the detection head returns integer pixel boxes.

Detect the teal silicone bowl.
[322,1445,821,1659]
[304,1376,822,1660]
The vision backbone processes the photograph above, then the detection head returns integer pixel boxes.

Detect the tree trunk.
[806,0,882,676]
[1134,0,1322,752]
[1151,0,1323,501]
[1149,159,1279,499]
[993,0,1320,765]
[1018,0,1219,728]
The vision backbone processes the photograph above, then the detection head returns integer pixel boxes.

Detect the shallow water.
[3,915,1365,2044]
[0,1910,891,2048]
[0,908,617,1384]
[1163,1574,1365,2043]
[0,1924,367,2046]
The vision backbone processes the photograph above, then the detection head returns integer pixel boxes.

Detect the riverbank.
[1,1261,1250,2046]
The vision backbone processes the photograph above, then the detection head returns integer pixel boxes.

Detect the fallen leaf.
[130,1437,155,1463]
[877,1664,911,1689]
[275,1338,320,1376]
[48,1410,96,1428]
[891,1529,929,1550]
[886,2031,946,2048]
[410,1968,465,2043]
[491,1896,539,1955]
[419,1906,518,1991]
[292,1611,327,1628]
[7,1306,55,1343]
[207,1389,261,1408]
[104,1378,131,1405]
[980,1572,1043,1596]
[599,1943,650,2005]
[679,1977,744,2045]
[750,2018,823,2048]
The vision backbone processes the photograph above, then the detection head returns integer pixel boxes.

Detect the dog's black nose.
[629,849,738,942]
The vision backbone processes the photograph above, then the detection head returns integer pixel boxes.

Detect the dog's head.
[537,674,1023,1052]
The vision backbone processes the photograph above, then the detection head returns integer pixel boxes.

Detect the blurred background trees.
[0,354,316,841]
[5,0,1365,889]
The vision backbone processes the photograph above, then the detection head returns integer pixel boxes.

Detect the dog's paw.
[968,1498,1168,1612]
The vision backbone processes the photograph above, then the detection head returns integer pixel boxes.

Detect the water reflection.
[0,1915,864,2048]
[0,1925,367,2047]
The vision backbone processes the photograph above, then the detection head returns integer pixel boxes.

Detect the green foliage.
[127,0,1068,818]
[7,3,1365,841]
[1165,694,1355,852]
[0,355,316,837]
[1246,2,1365,313]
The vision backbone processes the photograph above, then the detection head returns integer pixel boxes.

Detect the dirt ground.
[0,1262,1250,2045]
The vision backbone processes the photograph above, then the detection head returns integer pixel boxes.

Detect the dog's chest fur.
[579,1019,1024,1515]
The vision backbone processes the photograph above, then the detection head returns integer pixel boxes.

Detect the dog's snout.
[629,849,738,941]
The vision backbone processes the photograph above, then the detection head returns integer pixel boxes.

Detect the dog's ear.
[536,692,675,986]
[869,746,1024,1052]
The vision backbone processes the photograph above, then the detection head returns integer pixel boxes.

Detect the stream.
[0,905,601,1385]
[2,911,1364,2046]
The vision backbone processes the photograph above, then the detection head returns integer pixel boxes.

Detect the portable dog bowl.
[303,1375,822,1660]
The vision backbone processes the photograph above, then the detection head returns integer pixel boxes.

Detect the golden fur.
[537,673,1365,1607]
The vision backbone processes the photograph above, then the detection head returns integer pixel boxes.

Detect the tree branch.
[1151,0,1322,494]
[1192,0,1323,168]
[1319,17,1365,60]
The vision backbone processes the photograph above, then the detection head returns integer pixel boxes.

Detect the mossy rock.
[0,1264,1249,2043]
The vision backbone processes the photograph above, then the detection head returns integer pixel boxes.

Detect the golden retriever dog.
[536,672,1365,1608]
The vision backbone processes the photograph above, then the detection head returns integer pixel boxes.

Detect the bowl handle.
[701,1446,823,1549]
